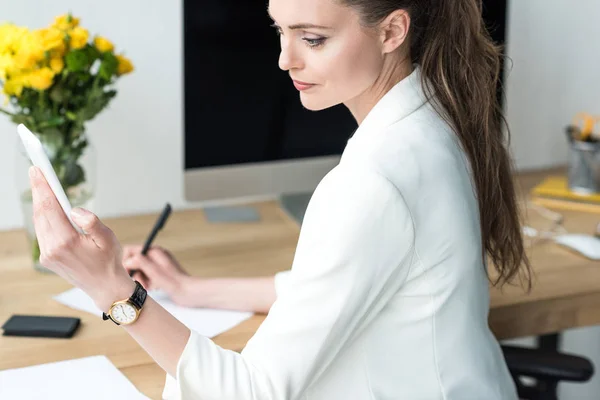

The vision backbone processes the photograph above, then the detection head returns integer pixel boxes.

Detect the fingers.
[71,208,115,249]
[132,271,150,289]
[123,254,156,276]
[146,247,175,267]
[29,166,78,252]
[123,253,169,292]
[123,245,144,256]
[123,245,175,265]
[154,245,175,260]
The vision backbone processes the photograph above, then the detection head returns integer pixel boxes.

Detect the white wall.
[505,0,600,169]
[1,0,600,398]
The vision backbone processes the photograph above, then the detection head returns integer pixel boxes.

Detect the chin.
[299,92,340,111]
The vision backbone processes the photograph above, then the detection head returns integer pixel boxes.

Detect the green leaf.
[65,49,90,72]
[29,106,55,128]
[86,44,101,61]
[11,114,37,130]
[39,129,65,161]
[59,160,85,188]
[49,83,71,104]
[37,116,66,129]
[80,89,116,121]
[0,108,14,117]
[98,52,118,80]
[69,124,86,142]
[16,87,38,109]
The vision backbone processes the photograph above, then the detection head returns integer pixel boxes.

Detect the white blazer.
[162,66,518,399]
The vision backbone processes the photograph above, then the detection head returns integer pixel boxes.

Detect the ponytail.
[343,0,532,289]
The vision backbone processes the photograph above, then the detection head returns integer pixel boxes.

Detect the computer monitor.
[182,0,357,208]
[183,0,508,216]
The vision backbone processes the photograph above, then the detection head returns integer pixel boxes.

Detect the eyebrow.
[267,8,333,30]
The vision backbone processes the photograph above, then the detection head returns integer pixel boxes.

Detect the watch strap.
[129,281,148,309]
[102,281,147,324]
[102,311,120,325]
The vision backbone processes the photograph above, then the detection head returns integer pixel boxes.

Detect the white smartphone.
[17,124,83,233]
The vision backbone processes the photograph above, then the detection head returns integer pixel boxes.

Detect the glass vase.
[15,132,96,273]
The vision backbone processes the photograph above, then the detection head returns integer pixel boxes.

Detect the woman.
[29,0,531,398]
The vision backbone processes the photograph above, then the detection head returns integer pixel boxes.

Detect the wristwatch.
[102,281,147,325]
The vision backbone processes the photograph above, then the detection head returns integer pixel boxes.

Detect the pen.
[128,203,173,277]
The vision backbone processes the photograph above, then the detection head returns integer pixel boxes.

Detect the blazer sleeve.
[162,165,416,400]
[273,269,292,297]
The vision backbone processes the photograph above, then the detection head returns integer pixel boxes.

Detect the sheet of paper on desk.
[54,288,254,338]
[0,355,149,400]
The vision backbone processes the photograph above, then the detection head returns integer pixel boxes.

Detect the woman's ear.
[379,10,411,54]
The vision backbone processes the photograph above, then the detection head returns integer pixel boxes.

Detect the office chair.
[502,344,594,400]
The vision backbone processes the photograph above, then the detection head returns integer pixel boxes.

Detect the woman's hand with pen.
[122,244,279,313]
[122,245,190,304]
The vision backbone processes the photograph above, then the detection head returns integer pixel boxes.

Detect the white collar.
[350,65,428,141]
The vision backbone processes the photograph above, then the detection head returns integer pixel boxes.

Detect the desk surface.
[1,168,599,399]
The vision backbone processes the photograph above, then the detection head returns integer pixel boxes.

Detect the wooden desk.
[1,169,599,398]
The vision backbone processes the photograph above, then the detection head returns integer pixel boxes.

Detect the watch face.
[110,302,138,324]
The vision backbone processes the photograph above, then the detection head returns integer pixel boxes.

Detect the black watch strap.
[129,281,148,309]
[102,311,118,324]
[102,281,147,323]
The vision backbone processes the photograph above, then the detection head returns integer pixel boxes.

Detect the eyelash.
[271,23,327,49]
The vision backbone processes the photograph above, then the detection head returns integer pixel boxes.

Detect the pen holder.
[567,139,600,195]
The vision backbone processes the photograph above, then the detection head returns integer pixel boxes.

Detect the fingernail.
[29,166,37,178]
[71,207,94,224]
[71,207,89,218]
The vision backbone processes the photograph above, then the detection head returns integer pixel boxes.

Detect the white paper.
[0,356,149,400]
[54,288,254,338]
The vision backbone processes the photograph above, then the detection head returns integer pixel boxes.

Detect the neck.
[345,60,414,125]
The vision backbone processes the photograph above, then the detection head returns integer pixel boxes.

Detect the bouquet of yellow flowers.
[0,13,133,268]
[0,13,133,189]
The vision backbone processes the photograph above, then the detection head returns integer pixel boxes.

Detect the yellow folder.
[529,175,600,213]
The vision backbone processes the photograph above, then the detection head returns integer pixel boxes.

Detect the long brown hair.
[341,0,531,289]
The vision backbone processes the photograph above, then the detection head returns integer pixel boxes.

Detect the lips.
[292,79,316,91]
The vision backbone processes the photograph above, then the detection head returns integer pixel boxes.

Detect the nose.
[278,39,302,71]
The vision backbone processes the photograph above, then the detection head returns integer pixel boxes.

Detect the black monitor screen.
[183,0,357,170]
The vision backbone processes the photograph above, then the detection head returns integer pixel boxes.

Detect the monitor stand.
[278,192,312,226]
[201,192,312,225]
[202,204,262,223]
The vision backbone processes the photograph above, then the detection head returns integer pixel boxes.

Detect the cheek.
[300,35,382,111]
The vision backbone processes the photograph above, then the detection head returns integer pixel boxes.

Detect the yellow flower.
[116,54,134,75]
[69,26,89,50]
[13,54,43,71]
[0,24,29,54]
[12,32,45,70]
[0,24,14,52]
[94,36,114,53]
[36,27,66,55]
[25,68,55,90]
[3,74,27,97]
[0,53,15,80]
[49,56,64,73]
[52,14,80,31]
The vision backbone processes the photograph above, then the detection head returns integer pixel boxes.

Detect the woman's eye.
[303,37,326,49]
[271,23,326,49]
